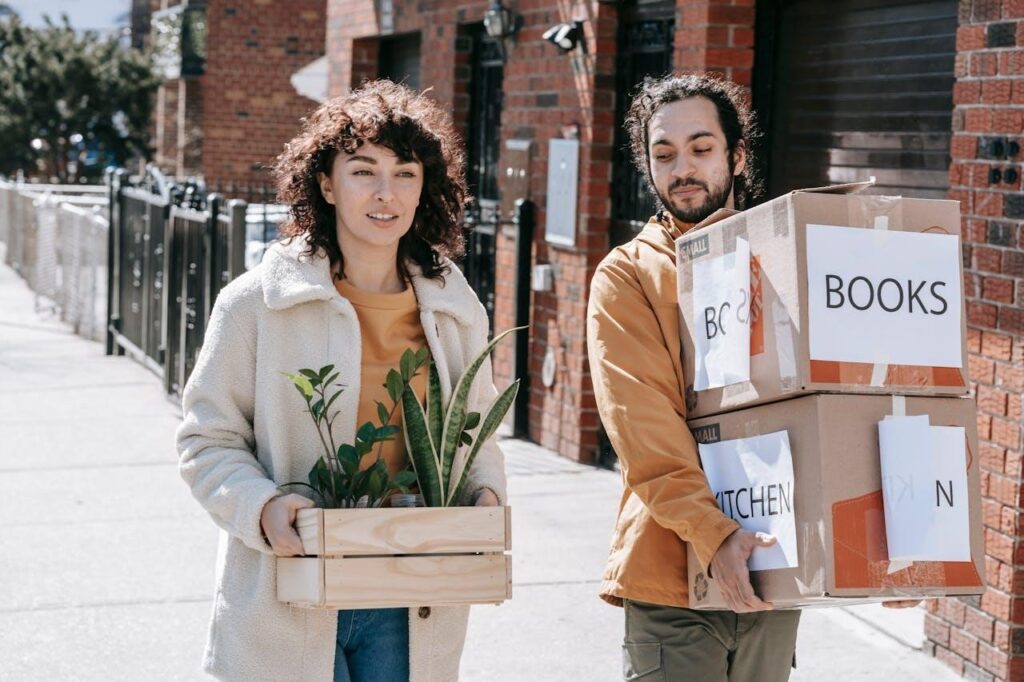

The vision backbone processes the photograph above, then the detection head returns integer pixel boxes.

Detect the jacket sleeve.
[456,303,509,507]
[587,252,739,568]
[176,295,280,555]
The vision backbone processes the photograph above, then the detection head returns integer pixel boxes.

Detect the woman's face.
[317,142,424,255]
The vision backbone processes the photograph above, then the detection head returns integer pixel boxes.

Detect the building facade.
[142,0,327,193]
[326,0,1023,678]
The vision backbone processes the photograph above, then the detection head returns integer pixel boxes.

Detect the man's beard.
[656,172,735,225]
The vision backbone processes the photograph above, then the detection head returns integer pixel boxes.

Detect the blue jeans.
[333,608,410,682]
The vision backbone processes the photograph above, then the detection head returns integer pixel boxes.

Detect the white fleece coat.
[176,237,508,681]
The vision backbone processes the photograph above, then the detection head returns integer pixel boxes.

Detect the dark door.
[754,0,958,200]
[462,28,505,329]
[610,1,675,247]
[379,32,422,89]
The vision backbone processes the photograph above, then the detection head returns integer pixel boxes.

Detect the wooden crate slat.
[319,507,508,556]
[296,508,323,556]
[320,554,510,608]
[277,557,324,606]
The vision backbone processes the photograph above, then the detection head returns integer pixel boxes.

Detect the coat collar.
[260,236,479,326]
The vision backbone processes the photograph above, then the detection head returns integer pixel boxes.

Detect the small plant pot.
[277,506,512,609]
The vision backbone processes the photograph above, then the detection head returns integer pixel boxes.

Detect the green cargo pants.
[623,600,801,681]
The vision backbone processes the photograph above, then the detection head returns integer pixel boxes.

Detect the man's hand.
[260,494,315,556]
[708,529,775,612]
[883,599,924,609]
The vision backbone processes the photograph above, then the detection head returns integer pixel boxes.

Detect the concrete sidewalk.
[0,250,958,681]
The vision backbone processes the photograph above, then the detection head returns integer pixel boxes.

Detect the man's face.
[647,96,746,225]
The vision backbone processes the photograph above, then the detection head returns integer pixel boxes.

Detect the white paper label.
[878,417,971,562]
[698,430,799,571]
[692,238,751,390]
[806,225,962,368]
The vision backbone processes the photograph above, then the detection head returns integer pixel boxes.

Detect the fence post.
[106,169,125,356]
[228,199,247,280]
[204,193,221,326]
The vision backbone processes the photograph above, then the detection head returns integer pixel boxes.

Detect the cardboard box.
[278,506,512,609]
[686,394,983,609]
[676,182,968,419]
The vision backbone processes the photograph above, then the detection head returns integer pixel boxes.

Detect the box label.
[806,225,963,368]
[692,238,751,391]
[878,416,971,562]
[697,430,799,571]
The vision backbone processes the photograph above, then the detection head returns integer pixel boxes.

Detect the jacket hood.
[260,236,481,326]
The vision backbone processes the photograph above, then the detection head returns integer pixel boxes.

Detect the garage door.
[755,0,958,199]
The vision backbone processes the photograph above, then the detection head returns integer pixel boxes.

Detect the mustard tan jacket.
[587,216,740,608]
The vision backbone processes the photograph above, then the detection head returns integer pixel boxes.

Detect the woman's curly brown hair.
[273,80,468,281]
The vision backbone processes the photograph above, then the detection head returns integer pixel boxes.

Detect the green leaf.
[402,383,443,506]
[325,389,344,414]
[385,369,404,403]
[376,401,390,425]
[390,470,418,489]
[460,431,473,446]
[286,373,315,399]
[356,421,377,445]
[400,349,416,382]
[464,411,481,431]
[318,364,335,379]
[323,372,340,388]
[336,444,360,469]
[311,398,324,420]
[439,327,523,499]
[426,360,444,461]
[449,379,520,505]
[376,425,401,440]
[415,346,429,365]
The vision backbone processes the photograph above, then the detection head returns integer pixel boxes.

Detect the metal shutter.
[757,0,958,199]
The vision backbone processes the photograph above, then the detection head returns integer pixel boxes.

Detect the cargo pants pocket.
[622,642,664,681]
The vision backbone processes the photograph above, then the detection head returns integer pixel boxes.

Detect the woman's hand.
[260,494,315,556]
[473,488,500,507]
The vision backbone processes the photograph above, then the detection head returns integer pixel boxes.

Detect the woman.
[176,80,507,682]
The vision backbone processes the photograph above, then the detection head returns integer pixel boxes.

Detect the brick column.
[675,0,755,86]
[925,3,1024,680]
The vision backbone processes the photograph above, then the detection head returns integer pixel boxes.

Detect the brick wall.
[926,1,1024,680]
[676,0,756,86]
[200,0,326,187]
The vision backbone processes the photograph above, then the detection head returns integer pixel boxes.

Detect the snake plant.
[400,327,524,507]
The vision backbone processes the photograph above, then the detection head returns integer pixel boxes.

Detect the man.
[587,73,790,681]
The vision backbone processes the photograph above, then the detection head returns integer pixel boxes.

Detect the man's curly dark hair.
[624,73,764,211]
[272,80,467,281]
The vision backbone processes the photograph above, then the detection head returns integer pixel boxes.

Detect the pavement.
[0,242,960,681]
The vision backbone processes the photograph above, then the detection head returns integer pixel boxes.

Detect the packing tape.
[869,217,890,386]
[891,394,906,417]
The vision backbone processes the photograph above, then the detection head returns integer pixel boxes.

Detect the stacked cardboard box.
[675,182,983,608]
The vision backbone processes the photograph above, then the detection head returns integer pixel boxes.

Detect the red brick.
[966,608,996,643]
[993,416,1022,449]
[955,80,983,104]
[999,50,1024,75]
[975,245,1004,272]
[965,107,993,132]
[926,613,952,646]
[981,587,1012,621]
[979,384,1011,416]
[996,362,1024,390]
[958,25,987,51]
[970,354,997,383]
[999,306,1024,335]
[971,52,999,78]
[969,300,999,327]
[934,644,965,675]
[982,331,1013,360]
[942,596,969,626]
[978,640,1009,679]
[951,627,980,663]
[993,109,1024,133]
[1008,394,1022,420]
[951,134,978,160]
[982,275,1015,303]
[994,620,1010,652]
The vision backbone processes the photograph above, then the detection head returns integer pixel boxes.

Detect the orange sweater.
[335,278,427,476]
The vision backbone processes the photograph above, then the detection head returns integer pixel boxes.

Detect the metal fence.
[106,169,280,395]
[0,179,110,341]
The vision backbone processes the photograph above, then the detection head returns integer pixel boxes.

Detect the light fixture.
[542,20,585,53]
[483,0,520,41]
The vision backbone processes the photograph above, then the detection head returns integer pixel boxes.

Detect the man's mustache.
[669,178,708,192]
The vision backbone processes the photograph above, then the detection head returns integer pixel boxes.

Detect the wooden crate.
[277,506,512,609]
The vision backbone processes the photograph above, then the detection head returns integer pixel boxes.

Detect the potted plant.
[277,328,522,609]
